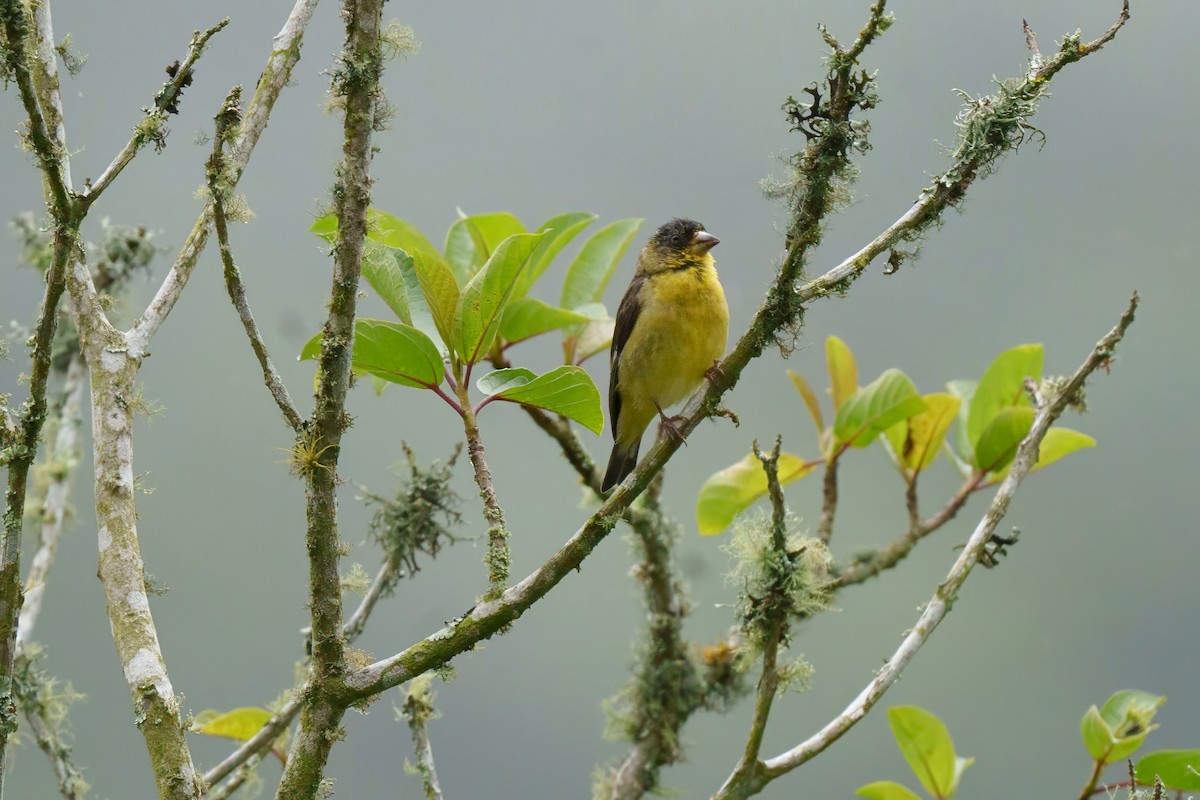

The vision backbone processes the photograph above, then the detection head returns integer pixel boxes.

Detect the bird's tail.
[602,440,640,493]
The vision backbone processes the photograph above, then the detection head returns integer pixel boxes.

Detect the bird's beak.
[692,230,720,251]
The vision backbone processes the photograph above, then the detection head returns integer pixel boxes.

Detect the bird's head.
[638,218,719,274]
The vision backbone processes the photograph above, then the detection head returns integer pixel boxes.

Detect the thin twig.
[830,473,985,589]
[209,88,303,431]
[460,397,510,597]
[709,293,1138,800]
[206,752,265,800]
[400,679,445,800]
[81,19,231,209]
[203,695,301,789]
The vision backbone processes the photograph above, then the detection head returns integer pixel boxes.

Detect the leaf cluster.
[697,337,1095,535]
[302,208,641,432]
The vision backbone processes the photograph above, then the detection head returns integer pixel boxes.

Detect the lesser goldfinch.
[602,218,729,492]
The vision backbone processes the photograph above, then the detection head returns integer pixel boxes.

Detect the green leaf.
[888,706,959,799]
[513,212,597,300]
[454,233,545,364]
[499,297,600,344]
[1098,690,1165,761]
[560,218,642,310]
[974,407,1033,473]
[310,214,339,244]
[1136,750,1200,791]
[987,426,1096,484]
[834,369,927,448]
[1081,705,1116,762]
[856,781,923,800]
[360,241,412,324]
[304,318,443,389]
[695,452,817,536]
[191,707,288,763]
[826,335,858,410]
[885,393,961,472]
[476,367,536,396]
[945,379,977,470]
[787,370,825,448]
[966,344,1043,452]
[571,316,615,365]
[366,209,441,256]
[444,212,526,283]
[482,365,603,434]
[407,247,460,359]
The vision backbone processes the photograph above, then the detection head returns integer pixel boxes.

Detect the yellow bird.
[602,218,729,492]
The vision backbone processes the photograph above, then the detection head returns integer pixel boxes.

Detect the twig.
[460,398,510,598]
[81,19,231,209]
[208,87,303,431]
[710,293,1138,800]
[14,651,88,800]
[815,449,841,544]
[203,695,301,790]
[341,556,399,643]
[206,752,264,800]
[400,678,444,800]
[830,473,985,589]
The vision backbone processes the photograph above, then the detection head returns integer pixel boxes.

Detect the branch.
[400,678,444,800]
[0,0,72,214]
[829,472,985,589]
[15,354,87,649]
[460,398,510,598]
[606,476,698,799]
[208,88,304,431]
[128,0,320,349]
[711,293,1139,799]
[203,695,301,790]
[278,0,387,795]
[80,19,230,209]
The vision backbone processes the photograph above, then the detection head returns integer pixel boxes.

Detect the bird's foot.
[656,414,688,445]
[705,359,726,384]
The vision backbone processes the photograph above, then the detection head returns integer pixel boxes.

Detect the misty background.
[2,1,1197,797]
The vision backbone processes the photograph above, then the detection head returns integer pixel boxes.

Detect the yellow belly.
[617,265,728,438]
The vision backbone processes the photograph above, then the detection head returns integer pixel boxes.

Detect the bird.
[602,218,729,492]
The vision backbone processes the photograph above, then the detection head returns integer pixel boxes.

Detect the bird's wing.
[609,274,646,437]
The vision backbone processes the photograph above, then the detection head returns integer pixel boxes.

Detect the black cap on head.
[650,218,706,252]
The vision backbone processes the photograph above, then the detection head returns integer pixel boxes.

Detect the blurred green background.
[2,1,1197,797]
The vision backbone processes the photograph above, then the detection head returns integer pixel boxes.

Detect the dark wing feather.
[609,274,646,439]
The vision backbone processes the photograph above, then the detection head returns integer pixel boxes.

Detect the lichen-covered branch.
[604,477,700,800]
[277,0,386,795]
[400,677,444,800]
[710,293,1139,800]
[460,399,510,598]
